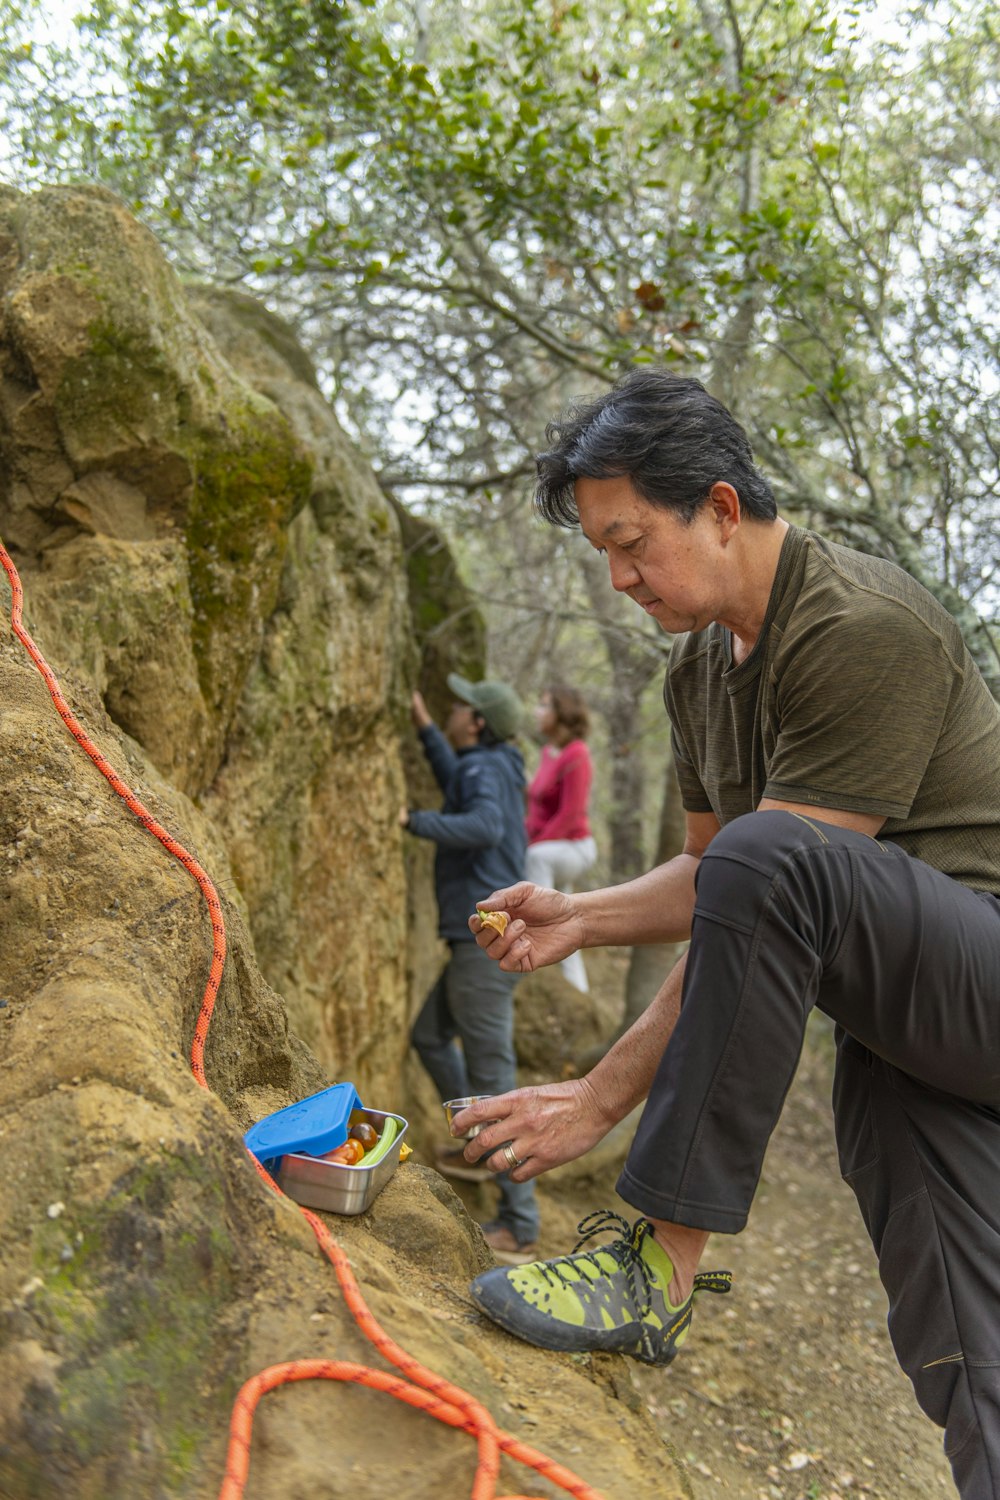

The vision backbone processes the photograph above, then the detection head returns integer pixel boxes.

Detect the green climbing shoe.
[468,1209,732,1366]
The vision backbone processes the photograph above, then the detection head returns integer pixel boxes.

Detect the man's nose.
[607,549,640,592]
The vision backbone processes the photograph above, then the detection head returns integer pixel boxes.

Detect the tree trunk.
[603,665,652,883]
[577,547,665,883]
[575,756,688,1073]
[620,756,688,1032]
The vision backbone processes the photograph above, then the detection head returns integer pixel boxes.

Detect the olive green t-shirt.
[665,525,1000,894]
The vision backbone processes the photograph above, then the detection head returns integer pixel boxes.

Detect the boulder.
[0,185,688,1499]
[0,185,415,1097]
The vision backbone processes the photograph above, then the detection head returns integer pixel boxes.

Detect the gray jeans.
[411,940,539,1243]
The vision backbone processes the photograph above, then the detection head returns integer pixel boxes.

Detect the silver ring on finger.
[502,1141,521,1171]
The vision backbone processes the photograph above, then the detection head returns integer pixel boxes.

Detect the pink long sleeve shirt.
[525,740,593,843]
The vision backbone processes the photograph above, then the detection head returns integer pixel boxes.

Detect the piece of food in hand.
[476,907,509,936]
[349,1122,379,1150]
[327,1139,365,1165]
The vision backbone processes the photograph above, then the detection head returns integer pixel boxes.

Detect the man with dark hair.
[402,673,540,1263]
[454,369,1000,1497]
[534,366,779,526]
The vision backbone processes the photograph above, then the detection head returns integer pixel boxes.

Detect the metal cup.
[443,1095,495,1140]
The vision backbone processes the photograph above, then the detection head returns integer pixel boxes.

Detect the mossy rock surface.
[0,185,315,780]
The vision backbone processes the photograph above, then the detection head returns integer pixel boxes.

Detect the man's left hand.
[449,1078,613,1182]
[410,690,433,730]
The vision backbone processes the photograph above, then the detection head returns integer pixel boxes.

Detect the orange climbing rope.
[0,541,224,1091]
[0,538,607,1500]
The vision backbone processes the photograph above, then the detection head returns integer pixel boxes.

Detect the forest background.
[1,0,997,1002]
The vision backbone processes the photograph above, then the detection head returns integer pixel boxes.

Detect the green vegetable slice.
[362,1115,399,1167]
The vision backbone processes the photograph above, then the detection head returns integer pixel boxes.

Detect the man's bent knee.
[695,810,820,902]
[693,810,858,962]
[708,808,845,862]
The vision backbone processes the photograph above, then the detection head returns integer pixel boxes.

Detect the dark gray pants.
[411,940,539,1243]
[618,811,1000,1497]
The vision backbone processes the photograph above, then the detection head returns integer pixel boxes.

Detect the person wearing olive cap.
[401,673,540,1262]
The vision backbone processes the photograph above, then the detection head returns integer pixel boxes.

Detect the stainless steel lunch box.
[273,1108,408,1215]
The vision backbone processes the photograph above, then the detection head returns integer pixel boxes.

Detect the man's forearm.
[574,853,699,949]
[418,722,457,792]
[582,953,687,1127]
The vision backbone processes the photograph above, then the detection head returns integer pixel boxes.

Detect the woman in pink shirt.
[524,686,598,992]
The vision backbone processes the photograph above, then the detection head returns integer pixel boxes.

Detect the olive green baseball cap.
[447,673,525,740]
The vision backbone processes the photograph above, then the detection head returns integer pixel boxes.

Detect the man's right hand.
[469,882,586,972]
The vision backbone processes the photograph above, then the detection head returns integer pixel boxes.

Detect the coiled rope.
[1,538,606,1500]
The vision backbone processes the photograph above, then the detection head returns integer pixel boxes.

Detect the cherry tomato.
[327,1139,364,1165]
[349,1122,378,1151]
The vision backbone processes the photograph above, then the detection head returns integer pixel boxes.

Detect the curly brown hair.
[547,685,590,741]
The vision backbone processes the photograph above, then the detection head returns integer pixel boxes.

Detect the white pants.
[524,836,598,992]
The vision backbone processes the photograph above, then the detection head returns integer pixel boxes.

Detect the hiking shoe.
[480,1220,539,1266]
[435,1144,492,1183]
[469,1209,732,1366]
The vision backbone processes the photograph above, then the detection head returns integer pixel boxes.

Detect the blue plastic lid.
[243,1081,362,1163]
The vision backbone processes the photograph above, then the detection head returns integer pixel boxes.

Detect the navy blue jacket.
[408,723,527,941]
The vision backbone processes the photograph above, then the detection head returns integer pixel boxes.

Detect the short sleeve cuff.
[762,779,911,820]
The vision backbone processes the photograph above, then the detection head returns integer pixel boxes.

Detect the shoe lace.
[533,1208,656,1318]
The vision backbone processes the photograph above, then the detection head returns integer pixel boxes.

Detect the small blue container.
[244,1081,361,1169]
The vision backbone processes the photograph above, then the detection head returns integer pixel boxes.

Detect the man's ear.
[709,481,741,540]
[471,712,486,739]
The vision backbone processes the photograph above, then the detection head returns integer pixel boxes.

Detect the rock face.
[0,186,686,1499]
[0,183,416,1096]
